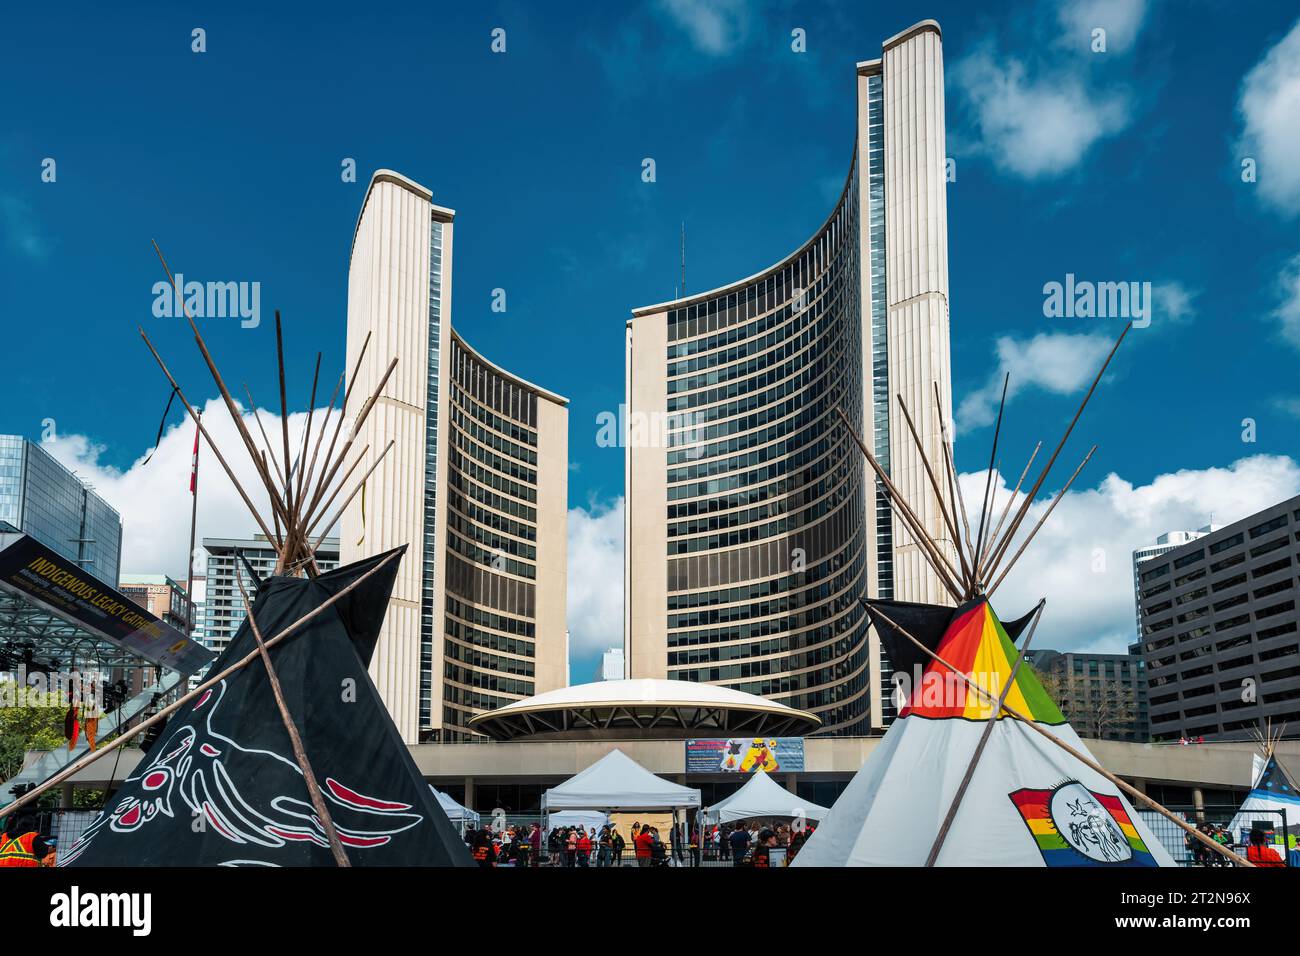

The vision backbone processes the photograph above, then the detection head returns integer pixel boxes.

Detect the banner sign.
[685,737,805,774]
[0,534,214,674]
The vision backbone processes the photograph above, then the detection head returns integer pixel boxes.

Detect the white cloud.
[963,454,1300,653]
[1275,396,1300,419]
[566,497,624,660]
[1152,280,1197,324]
[656,0,753,56]
[1237,17,1300,215]
[953,0,1151,179]
[957,332,1114,430]
[1057,0,1149,54]
[953,49,1131,179]
[40,399,342,580]
[1273,252,1300,349]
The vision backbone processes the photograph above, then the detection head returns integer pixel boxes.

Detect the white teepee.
[793,600,1176,867]
[1227,723,1299,849]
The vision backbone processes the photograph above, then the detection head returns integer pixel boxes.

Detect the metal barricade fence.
[1135,806,1292,867]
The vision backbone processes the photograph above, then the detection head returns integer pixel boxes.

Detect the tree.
[0,680,67,784]
[1029,665,1138,740]
[1077,677,1138,741]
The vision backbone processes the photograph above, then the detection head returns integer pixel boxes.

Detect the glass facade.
[0,435,122,587]
[420,221,445,731]
[660,160,876,734]
[441,336,543,739]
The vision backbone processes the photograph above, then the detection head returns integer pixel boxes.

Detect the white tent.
[430,787,480,830]
[541,749,701,813]
[793,599,1177,868]
[699,770,830,825]
[546,810,609,834]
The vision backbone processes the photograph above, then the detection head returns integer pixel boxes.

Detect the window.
[1248,514,1288,538]
[1209,533,1244,555]
[1174,550,1205,569]
[1141,563,1169,583]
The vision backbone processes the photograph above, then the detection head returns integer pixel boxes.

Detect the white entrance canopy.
[699,769,830,825]
[541,748,701,812]
[430,786,480,826]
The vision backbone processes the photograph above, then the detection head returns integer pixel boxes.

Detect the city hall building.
[624,21,957,734]
[344,171,570,744]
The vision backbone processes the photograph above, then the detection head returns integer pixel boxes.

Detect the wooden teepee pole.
[138,329,282,554]
[973,373,1009,573]
[235,572,350,866]
[309,440,396,552]
[151,243,296,544]
[244,384,289,490]
[835,408,965,601]
[934,382,977,563]
[895,394,973,593]
[924,599,1045,866]
[976,441,1040,584]
[986,445,1097,597]
[980,323,1130,584]
[867,602,1253,867]
[300,332,371,523]
[0,550,400,823]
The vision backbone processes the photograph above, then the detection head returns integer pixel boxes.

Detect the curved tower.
[344,170,568,743]
[625,21,955,734]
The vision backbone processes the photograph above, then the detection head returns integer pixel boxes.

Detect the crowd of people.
[462,819,819,867]
[464,821,678,867]
[1187,822,1287,866]
[699,821,814,866]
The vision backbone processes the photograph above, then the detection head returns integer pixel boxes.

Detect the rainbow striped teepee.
[792,598,1175,867]
[813,327,1241,866]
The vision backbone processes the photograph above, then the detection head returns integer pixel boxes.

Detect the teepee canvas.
[61,549,472,866]
[792,598,1174,867]
[808,324,1243,866]
[1228,724,1299,849]
[0,249,472,866]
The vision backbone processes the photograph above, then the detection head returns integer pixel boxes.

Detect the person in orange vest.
[0,813,52,868]
[750,829,776,868]
[469,826,497,868]
[1246,828,1285,867]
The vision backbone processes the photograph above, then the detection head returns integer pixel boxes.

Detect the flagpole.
[185,411,201,634]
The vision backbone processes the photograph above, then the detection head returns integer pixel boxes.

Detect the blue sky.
[3,1,1299,680]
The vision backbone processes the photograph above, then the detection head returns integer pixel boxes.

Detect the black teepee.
[0,259,474,864]
[63,548,472,867]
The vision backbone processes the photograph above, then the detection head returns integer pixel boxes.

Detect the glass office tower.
[0,434,123,587]
[625,21,956,734]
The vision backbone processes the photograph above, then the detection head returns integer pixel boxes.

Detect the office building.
[1137,496,1300,740]
[597,647,625,682]
[343,170,569,743]
[624,21,956,734]
[201,534,339,657]
[1026,649,1149,742]
[0,435,122,586]
[118,574,194,632]
[1132,528,1215,638]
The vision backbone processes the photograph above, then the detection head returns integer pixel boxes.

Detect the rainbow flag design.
[898,600,1064,723]
[1009,784,1160,867]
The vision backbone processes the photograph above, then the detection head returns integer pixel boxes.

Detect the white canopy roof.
[699,769,830,825]
[541,748,701,812]
[430,787,479,825]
